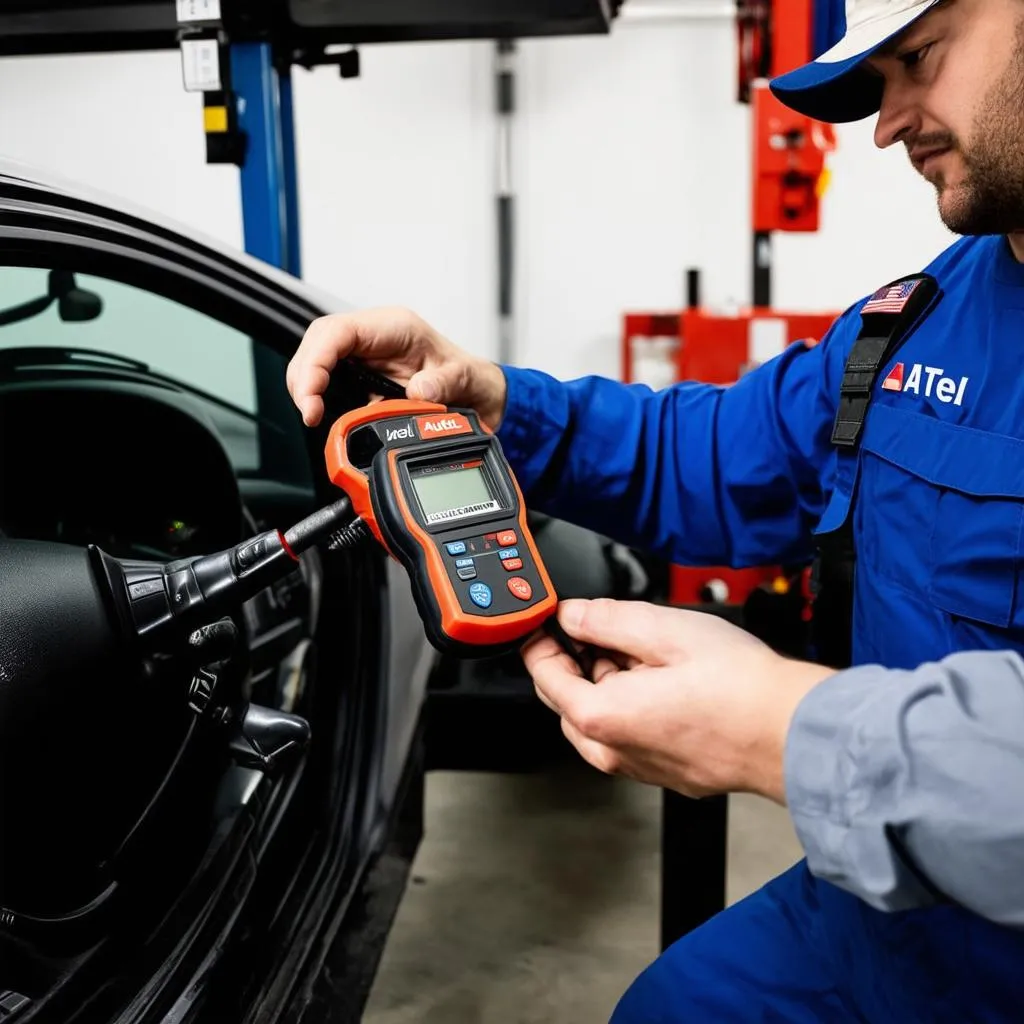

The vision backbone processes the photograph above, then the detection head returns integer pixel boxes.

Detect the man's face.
[867,0,1024,234]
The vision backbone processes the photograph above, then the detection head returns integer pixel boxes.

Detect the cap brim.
[769,0,938,123]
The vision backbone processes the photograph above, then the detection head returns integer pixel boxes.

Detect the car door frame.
[0,181,431,1022]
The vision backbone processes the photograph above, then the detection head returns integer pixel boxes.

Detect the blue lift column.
[225,41,309,485]
[175,5,301,276]
[229,42,302,277]
[176,12,308,479]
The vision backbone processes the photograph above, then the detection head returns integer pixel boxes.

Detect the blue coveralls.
[496,234,1024,1021]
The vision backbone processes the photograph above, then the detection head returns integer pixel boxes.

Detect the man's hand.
[286,307,508,430]
[523,599,835,802]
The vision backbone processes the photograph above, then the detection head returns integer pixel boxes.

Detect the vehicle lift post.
[229,41,303,277]
[175,3,303,274]
[176,4,351,467]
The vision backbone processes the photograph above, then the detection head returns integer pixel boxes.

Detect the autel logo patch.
[385,423,414,442]
[881,363,969,406]
[415,413,472,439]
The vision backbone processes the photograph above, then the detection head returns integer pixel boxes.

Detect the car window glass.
[0,266,300,480]
[0,267,256,408]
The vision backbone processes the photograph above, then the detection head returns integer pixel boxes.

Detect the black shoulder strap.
[830,273,941,448]
[810,272,942,670]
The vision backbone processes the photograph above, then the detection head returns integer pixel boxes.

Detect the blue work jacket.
[496,234,1024,671]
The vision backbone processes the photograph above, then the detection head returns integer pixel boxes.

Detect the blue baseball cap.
[770,0,943,122]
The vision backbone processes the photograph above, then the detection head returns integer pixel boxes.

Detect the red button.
[507,577,532,601]
[502,557,523,571]
[497,530,517,546]
[484,533,497,541]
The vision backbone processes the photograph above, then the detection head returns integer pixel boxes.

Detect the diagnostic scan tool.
[325,399,559,657]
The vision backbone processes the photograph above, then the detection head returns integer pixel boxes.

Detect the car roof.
[0,156,350,314]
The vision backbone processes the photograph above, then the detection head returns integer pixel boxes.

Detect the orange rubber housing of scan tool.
[385,449,558,645]
[324,398,446,550]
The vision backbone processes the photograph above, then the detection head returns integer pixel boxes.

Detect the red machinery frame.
[745,0,838,234]
[617,0,842,608]
[621,307,837,607]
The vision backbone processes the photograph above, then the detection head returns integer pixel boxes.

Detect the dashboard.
[0,380,246,559]
[0,375,320,708]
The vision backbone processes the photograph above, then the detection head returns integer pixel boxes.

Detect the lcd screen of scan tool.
[411,462,500,524]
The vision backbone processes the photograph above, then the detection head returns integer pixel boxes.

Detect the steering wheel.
[0,503,355,944]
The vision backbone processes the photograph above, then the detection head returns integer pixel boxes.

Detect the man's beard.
[927,25,1024,235]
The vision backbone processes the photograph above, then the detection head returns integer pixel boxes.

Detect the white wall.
[0,17,955,384]
[0,51,243,248]
[512,16,955,379]
[516,19,750,380]
[0,43,496,359]
[293,41,495,356]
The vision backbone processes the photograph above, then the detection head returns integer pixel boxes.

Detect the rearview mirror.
[50,270,102,322]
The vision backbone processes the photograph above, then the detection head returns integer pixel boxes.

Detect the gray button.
[128,578,164,600]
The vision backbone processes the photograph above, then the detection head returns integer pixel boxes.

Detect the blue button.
[456,557,474,568]
[498,547,519,560]
[468,582,492,608]
[446,541,467,555]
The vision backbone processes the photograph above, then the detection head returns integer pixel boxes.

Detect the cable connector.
[328,518,372,552]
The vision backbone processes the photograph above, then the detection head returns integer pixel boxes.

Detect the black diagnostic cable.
[123,360,594,680]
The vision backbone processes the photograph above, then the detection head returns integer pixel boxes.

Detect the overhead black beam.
[0,0,622,59]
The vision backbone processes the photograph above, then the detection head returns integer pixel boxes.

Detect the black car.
[0,159,655,1024]
[0,160,441,1024]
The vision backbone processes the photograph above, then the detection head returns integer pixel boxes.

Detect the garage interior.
[362,769,802,1023]
[0,2,959,1023]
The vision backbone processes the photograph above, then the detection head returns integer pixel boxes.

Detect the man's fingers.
[406,360,476,407]
[294,365,333,426]
[591,656,621,684]
[297,395,324,428]
[287,308,428,424]
[556,598,680,665]
[526,637,622,747]
[561,718,620,776]
[406,369,443,404]
[521,631,584,700]
[287,317,355,425]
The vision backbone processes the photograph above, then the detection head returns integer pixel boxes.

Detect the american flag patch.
[862,279,921,315]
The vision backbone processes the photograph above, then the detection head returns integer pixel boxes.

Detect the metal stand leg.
[229,41,301,276]
[660,791,728,951]
[752,229,771,307]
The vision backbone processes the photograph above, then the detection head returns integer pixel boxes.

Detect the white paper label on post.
[177,0,222,22]
[748,318,787,367]
[180,39,222,93]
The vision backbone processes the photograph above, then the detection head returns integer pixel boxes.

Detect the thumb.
[558,598,679,666]
[406,361,478,407]
[406,368,447,404]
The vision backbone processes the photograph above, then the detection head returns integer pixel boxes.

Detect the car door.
[0,167,435,803]
[0,170,434,1022]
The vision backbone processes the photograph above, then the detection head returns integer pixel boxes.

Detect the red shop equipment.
[621,279,839,608]
[616,0,842,609]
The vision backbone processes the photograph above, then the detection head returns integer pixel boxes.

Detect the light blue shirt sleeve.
[784,651,1024,927]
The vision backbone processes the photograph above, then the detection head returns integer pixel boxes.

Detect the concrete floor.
[363,759,803,1023]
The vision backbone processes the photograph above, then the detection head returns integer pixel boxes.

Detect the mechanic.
[285,0,1024,1017]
